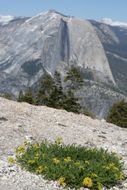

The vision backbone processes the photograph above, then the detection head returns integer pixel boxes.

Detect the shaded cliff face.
[0,10,115,96]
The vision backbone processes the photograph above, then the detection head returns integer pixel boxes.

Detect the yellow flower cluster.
[36,165,47,174]
[55,137,63,145]
[64,156,72,162]
[82,177,93,187]
[16,144,26,154]
[53,157,60,164]
[58,176,66,186]
[32,143,40,149]
[27,160,36,165]
[7,156,16,165]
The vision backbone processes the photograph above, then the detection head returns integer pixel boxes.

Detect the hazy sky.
[0,0,126,22]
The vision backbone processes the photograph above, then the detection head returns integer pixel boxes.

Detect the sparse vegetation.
[18,88,34,104]
[107,100,127,128]
[0,93,13,100]
[17,70,95,116]
[15,139,125,190]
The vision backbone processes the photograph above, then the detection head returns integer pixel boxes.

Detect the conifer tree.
[64,66,83,90]
[35,73,55,105]
[18,88,34,104]
[107,100,127,128]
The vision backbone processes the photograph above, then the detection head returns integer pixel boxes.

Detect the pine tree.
[64,66,83,90]
[35,73,55,105]
[107,100,127,128]
[18,88,34,104]
[63,90,81,113]
[54,71,62,90]
[47,71,66,108]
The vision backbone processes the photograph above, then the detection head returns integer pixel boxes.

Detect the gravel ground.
[0,97,127,190]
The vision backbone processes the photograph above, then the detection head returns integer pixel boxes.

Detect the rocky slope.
[0,97,127,190]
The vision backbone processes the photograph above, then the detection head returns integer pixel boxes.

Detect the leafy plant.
[16,140,125,190]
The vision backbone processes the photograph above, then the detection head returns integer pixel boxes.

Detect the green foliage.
[64,66,83,90]
[1,93,13,100]
[35,71,82,113]
[17,70,93,116]
[35,73,55,105]
[107,100,127,128]
[62,90,81,113]
[18,88,34,104]
[18,90,24,102]
[16,140,124,190]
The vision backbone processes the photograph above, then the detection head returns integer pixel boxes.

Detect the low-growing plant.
[15,140,125,190]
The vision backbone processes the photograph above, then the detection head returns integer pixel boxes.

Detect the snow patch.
[0,15,14,25]
[101,18,127,28]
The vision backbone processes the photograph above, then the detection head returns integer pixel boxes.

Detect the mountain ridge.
[0,10,126,117]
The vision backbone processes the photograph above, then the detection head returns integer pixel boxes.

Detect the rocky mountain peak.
[0,10,115,93]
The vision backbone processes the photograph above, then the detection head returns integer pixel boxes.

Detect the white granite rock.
[0,97,127,189]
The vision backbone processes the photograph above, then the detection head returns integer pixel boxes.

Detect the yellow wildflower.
[53,157,60,164]
[27,160,36,165]
[32,143,40,149]
[74,161,81,166]
[55,137,63,145]
[83,177,93,188]
[8,157,16,165]
[16,144,25,154]
[58,176,66,186]
[84,160,90,165]
[36,166,46,174]
[64,156,72,162]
